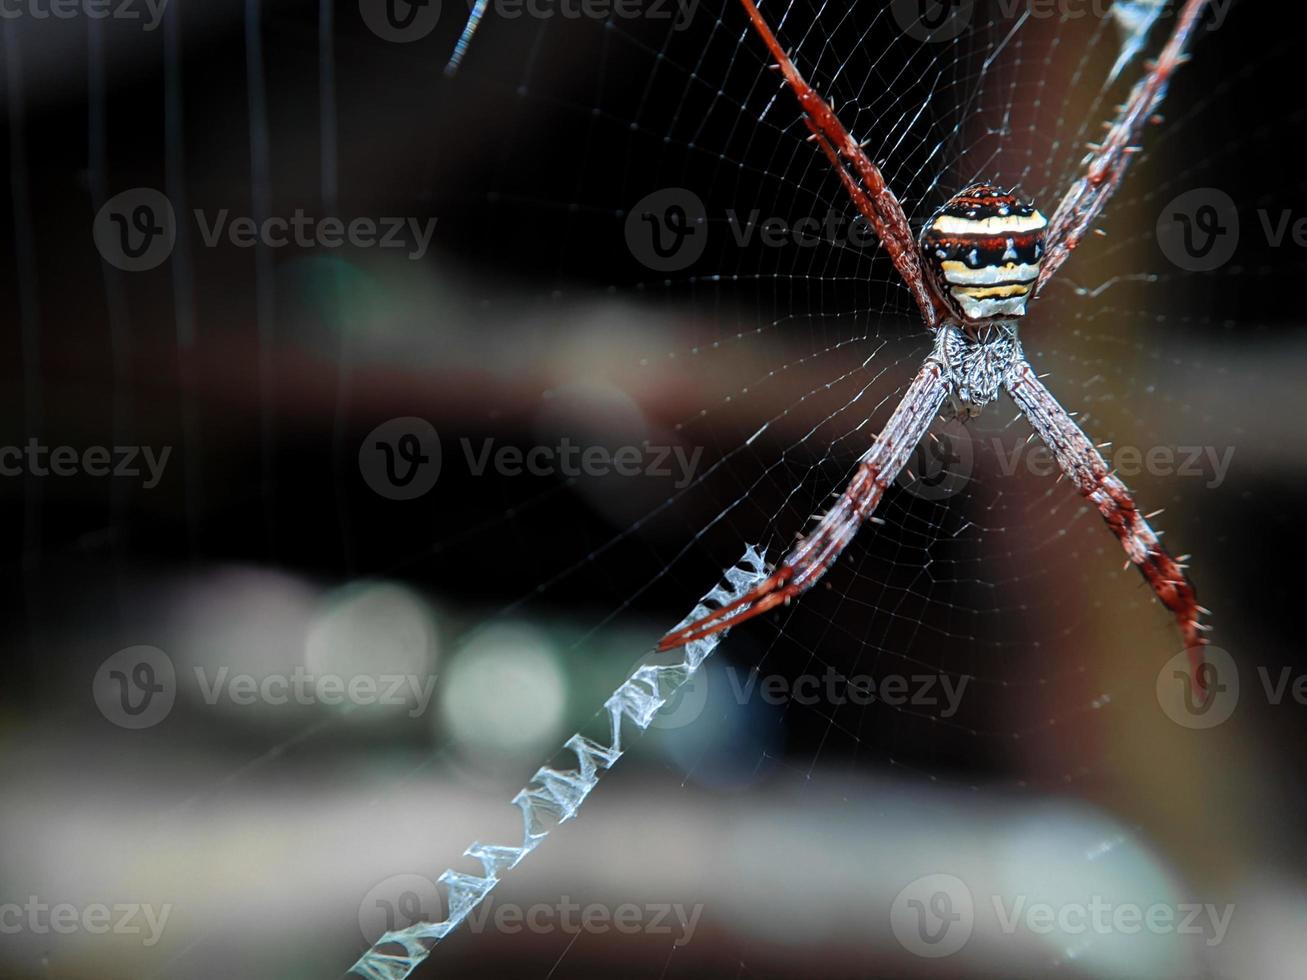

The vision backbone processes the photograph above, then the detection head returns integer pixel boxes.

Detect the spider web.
[424,0,1224,782]
[332,1,1266,976]
[4,1,1301,978]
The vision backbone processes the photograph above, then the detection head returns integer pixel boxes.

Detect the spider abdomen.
[921,184,1047,323]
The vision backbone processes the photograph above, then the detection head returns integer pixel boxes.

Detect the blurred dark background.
[1,0,1304,977]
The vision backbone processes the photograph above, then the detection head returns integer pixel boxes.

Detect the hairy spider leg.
[1037,0,1213,289]
[1007,359,1210,698]
[659,351,950,651]
[736,0,943,328]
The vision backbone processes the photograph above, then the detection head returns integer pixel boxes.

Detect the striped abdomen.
[921,184,1047,323]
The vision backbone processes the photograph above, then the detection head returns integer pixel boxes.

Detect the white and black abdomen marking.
[921,184,1047,323]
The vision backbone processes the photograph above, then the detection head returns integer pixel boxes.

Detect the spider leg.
[1037,0,1213,291]
[1005,358,1210,699]
[658,348,951,652]
[736,0,943,328]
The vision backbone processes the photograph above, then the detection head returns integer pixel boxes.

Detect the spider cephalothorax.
[920,184,1047,325]
[938,322,1021,415]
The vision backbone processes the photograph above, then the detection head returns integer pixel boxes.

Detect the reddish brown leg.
[1037,0,1213,290]
[736,0,944,328]
[659,351,950,652]
[1006,359,1210,698]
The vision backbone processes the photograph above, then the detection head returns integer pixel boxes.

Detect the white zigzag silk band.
[350,546,769,979]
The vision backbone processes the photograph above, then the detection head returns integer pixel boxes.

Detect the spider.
[658,0,1214,698]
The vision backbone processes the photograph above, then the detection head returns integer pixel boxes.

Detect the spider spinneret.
[921,184,1048,325]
